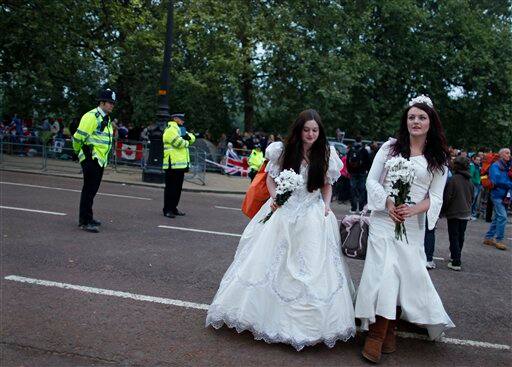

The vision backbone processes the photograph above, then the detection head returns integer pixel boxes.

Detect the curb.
[0,168,247,195]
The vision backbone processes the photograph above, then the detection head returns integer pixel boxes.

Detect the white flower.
[408,94,433,108]
[275,169,303,194]
[385,157,415,196]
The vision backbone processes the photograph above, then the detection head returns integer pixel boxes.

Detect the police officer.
[72,89,115,232]
[248,143,264,181]
[162,113,196,218]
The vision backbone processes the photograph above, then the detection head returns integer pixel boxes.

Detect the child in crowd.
[441,156,474,271]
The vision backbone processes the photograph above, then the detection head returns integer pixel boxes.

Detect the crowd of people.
[0,114,153,146]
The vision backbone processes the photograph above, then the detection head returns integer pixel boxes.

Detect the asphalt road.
[1,171,511,367]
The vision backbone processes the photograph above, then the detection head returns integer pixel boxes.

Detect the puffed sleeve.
[426,166,448,230]
[264,141,284,178]
[365,140,393,211]
[326,146,343,184]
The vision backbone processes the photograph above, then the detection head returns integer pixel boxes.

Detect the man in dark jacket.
[346,136,371,213]
[441,157,474,271]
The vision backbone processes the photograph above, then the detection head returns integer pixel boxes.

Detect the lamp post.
[142,0,174,183]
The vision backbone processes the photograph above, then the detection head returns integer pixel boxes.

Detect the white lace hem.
[206,310,356,351]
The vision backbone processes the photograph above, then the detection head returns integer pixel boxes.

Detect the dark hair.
[391,103,450,174]
[281,109,329,192]
[452,156,470,172]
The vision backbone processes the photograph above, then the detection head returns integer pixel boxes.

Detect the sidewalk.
[0,157,250,195]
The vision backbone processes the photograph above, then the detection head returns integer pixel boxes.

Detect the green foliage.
[1,0,510,148]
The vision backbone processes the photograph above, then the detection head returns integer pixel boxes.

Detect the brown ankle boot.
[362,316,389,363]
[382,307,402,354]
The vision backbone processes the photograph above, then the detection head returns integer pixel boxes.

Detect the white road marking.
[4,275,209,310]
[433,257,445,261]
[0,206,66,216]
[214,205,242,211]
[396,331,510,350]
[158,225,241,238]
[4,275,510,351]
[0,181,152,200]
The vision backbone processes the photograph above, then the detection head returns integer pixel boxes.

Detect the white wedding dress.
[355,140,455,340]
[206,142,356,351]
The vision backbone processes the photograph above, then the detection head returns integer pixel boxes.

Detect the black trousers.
[424,218,436,262]
[164,168,186,214]
[79,158,104,225]
[447,218,468,266]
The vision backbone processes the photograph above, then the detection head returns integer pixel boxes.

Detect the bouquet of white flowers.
[385,157,416,243]
[260,169,304,223]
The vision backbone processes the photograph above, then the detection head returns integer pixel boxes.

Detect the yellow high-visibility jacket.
[248,149,264,171]
[72,108,113,167]
[162,120,196,170]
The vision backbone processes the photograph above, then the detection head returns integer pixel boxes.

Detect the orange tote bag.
[242,161,270,218]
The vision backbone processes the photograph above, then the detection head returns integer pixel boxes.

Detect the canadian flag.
[116,142,143,161]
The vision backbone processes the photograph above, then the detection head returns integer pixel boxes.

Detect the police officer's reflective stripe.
[87,137,111,145]
[170,136,186,148]
[170,162,188,168]
[75,129,89,137]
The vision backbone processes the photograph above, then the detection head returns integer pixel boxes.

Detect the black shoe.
[90,219,102,226]
[80,224,99,233]
[164,212,176,218]
[172,210,186,216]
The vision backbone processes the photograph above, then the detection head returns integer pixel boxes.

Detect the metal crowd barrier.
[0,137,207,186]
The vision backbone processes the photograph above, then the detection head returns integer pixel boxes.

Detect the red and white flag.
[116,142,143,161]
[225,157,249,177]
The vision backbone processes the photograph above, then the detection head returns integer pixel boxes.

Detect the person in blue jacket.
[483,148,511,250]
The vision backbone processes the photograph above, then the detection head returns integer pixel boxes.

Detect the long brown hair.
[391,103,450,173]
[281,109,329,192]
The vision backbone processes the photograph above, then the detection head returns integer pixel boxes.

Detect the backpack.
[339,212,369,260]
[347,145,364,170]
[480,153,499,190]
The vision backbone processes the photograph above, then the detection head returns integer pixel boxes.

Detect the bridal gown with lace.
[355,140,455,340]
[206,142,356,351]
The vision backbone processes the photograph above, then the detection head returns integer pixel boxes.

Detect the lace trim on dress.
[206,305,356,351]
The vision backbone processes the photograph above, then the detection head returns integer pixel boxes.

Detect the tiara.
[408,95,433,108]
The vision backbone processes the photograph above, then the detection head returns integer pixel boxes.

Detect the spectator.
[243,131,254,150]
[483,148,512,250]
[217,133,227,155]
[334,154,351,203]
[229,128,244,149]
[127,123,142,141]
[117,121,129,140]
[441,157,474,271]
[424,218,437,269]
[335,128,344,142]
[12,114,23,136]
[140,125,150,141]
[470,154,482,219]
[346,136,371,213]
[41,118,51,131]
[225,142,240,160]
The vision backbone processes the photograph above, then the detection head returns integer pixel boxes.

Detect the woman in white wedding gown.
[355,96,455,363]
[206,109,356,351]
